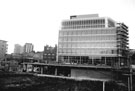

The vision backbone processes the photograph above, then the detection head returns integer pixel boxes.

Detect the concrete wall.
[71,68,114,80]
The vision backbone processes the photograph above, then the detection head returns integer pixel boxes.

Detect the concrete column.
[103,81,105,91]
[26,64,28,72]
[40,67,43,74]
[128,77,130,91]
[92,58,94,65]
[55,68,57,76]
[31,65,34,72]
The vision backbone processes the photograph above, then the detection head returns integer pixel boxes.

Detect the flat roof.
[22,62,112,69]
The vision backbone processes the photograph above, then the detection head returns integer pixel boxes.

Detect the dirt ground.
[0,71,128,91]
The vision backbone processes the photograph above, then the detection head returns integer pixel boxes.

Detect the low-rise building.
[0,40,8,60]
[43,45,57,63]
[33,52,43,62]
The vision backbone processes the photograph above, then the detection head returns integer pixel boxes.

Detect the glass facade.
[58,15,129,68]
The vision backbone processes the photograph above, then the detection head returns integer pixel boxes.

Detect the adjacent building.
[0,40,8,60]
[43,45,57,62]
[58,14,129,68]
[33,52,43,62]
[23,43,34,53]
[14,44,23,54]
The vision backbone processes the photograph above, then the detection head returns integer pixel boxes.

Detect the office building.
[23,43,34,53]
[14,44,23,54]
[0,40,8,60]
[58,14,129,68]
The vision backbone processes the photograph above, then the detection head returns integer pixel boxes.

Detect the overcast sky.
[0,0,135,53]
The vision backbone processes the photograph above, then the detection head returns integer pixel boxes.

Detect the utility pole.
[128,53,133,91]
[130,67,133,91]
[130,57,133,91]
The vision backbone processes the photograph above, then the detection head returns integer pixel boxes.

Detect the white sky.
[0,0,135,53]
